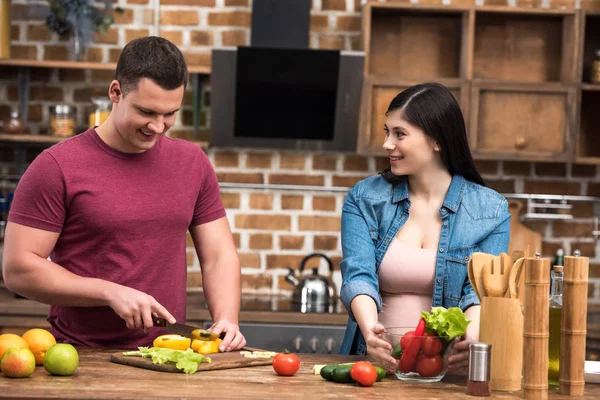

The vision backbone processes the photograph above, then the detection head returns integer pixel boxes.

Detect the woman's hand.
[364,323,397,373]
[447,333,476,376]
[447,305,480,376]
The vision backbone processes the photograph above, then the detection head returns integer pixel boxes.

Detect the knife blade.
[152,315,224,341]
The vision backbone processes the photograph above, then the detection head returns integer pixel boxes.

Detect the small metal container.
[469,343,492,382]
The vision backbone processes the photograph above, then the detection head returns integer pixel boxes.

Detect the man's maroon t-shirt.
[8,129,225,348]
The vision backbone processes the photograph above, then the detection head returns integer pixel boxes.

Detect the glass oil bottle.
[548,264,563,386]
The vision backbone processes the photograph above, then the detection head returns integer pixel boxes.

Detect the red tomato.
[416,354,443,378]
[400,331,415,350]
[421,332,443,357]
[272,351,300,376]
[350,361,378,387]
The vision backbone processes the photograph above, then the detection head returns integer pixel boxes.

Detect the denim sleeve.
[459,201,511,311]
[340,186,382,321]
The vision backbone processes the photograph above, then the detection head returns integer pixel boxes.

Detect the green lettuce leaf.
[122,346,212,374]
[421,307,470,340]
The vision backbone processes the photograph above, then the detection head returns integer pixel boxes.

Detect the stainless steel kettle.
[285,253,338,313]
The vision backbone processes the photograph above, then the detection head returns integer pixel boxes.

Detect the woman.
[339,82,510,374]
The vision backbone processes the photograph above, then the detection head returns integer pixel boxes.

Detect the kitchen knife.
[152,316,224,341]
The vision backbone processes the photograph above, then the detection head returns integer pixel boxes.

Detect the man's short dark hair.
[115,36,188,96]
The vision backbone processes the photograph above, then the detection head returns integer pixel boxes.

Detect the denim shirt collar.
[391,174,466,213]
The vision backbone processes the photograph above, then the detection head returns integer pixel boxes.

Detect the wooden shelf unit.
[576,10,600,164]
[357,4,590,162]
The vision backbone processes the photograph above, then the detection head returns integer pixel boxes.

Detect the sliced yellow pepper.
[191,338,222,354]
[153,334,191,351]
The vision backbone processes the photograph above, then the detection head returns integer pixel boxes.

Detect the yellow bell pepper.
[191,338,222,354]
[153,334,191,351]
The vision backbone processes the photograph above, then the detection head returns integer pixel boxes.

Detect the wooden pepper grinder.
[523,253,550,400]
[559,250,589,396]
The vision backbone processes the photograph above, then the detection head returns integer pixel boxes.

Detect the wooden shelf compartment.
[357,77,467,155]
[468,82,575,162]
[473,9,578,84]
[363,3,470,80]
[581,12,600,85]
[576,89,600,162]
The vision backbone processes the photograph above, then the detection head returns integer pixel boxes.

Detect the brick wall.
[2,0,600,300]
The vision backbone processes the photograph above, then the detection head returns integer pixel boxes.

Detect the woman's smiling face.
[382,108,440,176]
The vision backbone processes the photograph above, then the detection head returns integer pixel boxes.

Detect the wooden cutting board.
[110,348,273,373]
[507,199,542,257]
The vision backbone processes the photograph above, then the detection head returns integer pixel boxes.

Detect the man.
[2,37,246,351]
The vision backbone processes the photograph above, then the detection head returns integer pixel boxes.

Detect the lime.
[43,343,79,376]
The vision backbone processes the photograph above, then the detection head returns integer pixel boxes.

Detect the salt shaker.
[467,343,492,397]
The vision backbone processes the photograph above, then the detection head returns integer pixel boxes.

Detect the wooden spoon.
[470,252,493,300]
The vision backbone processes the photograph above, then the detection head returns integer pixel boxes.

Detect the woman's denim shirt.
[339,174,510,355]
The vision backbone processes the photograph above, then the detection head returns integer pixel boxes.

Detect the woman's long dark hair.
[380,82,485,187]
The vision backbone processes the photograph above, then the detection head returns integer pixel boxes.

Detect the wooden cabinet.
[357,4,591,164]
[469,82,575,161]
[576,10,600,164]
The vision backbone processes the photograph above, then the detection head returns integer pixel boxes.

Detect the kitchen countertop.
[1,348,599,399]
[0,286,349,328]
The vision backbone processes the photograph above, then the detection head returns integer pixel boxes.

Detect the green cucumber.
[391,343,403,359]
[320,363,355,381]
[332,364,355,383]
[320,364,337,381]
[375,366,386,381]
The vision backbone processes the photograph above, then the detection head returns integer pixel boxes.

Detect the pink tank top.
[378,239,436,329]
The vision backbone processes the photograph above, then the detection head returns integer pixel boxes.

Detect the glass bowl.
[383,326,456,383]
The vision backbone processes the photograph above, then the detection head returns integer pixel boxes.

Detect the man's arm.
[189,216,246,351]
[2,222,175,329]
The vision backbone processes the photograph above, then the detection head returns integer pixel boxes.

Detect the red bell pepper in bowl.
[383,307,470,383]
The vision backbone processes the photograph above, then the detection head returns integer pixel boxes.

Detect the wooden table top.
[0,349,599,399]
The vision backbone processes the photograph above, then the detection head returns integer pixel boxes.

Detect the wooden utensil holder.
[559,253,589,396]
[523,255,550,400]
[479,296,524,391]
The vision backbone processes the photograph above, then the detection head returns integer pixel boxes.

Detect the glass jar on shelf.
[2,110,24,134]
[49,105,76,137]
[592,49,600,84]
[88,97,112,128]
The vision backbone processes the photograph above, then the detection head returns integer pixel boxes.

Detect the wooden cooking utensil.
[470,252,493,300]
[501,252,512,278]
[511,250,525,262]
[482,255,510,298]
[507,257,525,311]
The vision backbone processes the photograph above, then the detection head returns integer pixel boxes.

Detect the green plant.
[45,0,123,59]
